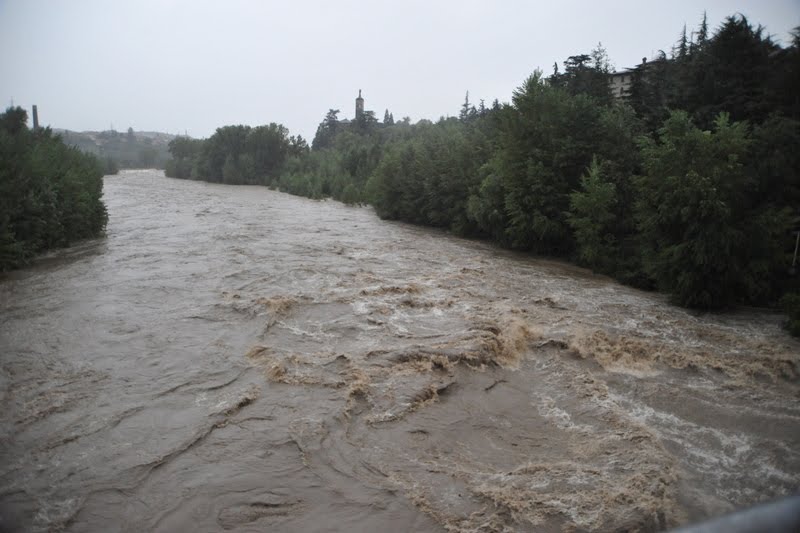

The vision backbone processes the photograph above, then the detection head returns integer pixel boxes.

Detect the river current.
[1,170,798,532]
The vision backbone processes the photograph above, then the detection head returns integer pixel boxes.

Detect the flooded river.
[1,169,799,532]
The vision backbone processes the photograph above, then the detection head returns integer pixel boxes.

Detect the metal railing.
[670,494,800,533]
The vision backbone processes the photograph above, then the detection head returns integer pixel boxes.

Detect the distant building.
[609,69,634,99]
[355,89,364,120]
[608,57,667,99]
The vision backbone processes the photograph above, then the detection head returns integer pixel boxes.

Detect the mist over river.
[1,169,798,532]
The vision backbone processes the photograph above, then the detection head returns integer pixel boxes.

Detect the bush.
[0,107,107,270]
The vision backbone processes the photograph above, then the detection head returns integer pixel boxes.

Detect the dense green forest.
[0,107,108,271]
[165,15,800,326]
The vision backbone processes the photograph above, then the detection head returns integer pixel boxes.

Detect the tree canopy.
[1,107,108,270]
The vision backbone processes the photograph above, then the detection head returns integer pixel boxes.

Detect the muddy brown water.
[1,169,798,532]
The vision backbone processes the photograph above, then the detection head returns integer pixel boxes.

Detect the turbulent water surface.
[1,169,799,532]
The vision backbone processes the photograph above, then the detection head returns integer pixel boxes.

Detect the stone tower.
[32,105,39,131]
[355,89,364,120]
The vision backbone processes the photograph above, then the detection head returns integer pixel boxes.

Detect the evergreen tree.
[484,72,608,253]
[636,111,790,308]
[677,25,688,59]
[568,158,618,273]
[682,15,777,127]
[549,46,613,103]
[356,110,378,132]
[628,53,673,131]
[696,11,708,46]
[459,91,477,122]
[312,109,340,150]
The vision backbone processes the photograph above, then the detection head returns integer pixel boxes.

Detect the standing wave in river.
[1,170,798,532]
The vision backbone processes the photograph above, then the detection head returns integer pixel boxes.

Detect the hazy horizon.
[1,0,797,140]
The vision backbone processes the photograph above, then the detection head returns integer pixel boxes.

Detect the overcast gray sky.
[1,0,798,140]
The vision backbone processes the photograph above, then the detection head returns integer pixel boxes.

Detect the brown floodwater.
[1,169,798,532]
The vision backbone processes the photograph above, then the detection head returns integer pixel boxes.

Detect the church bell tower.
[355,89,364,120]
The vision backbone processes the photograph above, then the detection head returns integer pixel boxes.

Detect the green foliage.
[548,43,613,103]
[629,14,797,130]
[568,158,618,272]
[682,16,779,127]
[482,72,621,254]
[749,116,800,210]
[0,107,107,271]
[165,136,203,179]
[165,123,294,185]
[459,92,478,122]
[312,109,340,150]
[467,169,510,245]
[627,53,673,132]
[636,111,790,308]
[356,110,379,133]
[367,119,486,233]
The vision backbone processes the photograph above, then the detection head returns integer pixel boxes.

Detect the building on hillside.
[609,69,634,99]
[608,57,669,99]
[336,90,366,126]
[355,89,364,120]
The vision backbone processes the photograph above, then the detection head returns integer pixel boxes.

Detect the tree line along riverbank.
[163,15,800,332]
[1,107,109,271]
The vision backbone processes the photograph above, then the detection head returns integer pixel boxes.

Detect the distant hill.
[55,128,179,169]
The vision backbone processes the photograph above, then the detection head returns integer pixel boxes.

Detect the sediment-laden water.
[1,169,798,532]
